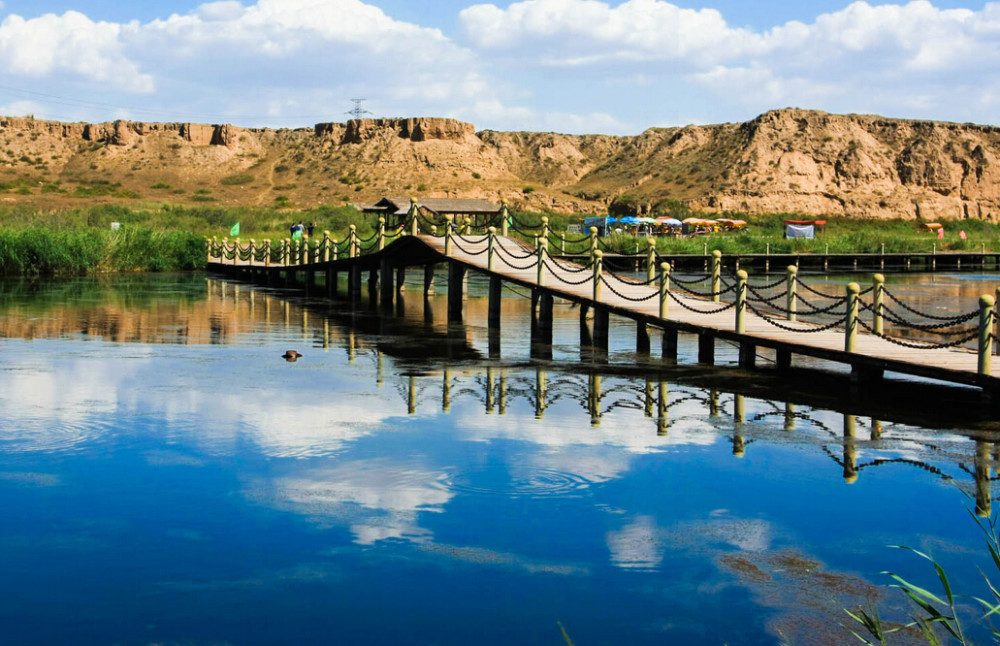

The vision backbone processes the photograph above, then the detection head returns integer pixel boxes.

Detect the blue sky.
[0,0,997,134]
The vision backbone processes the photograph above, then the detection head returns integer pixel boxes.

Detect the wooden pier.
[207,215,1000,401]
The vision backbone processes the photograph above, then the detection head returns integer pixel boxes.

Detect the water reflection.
[1,273,999,645]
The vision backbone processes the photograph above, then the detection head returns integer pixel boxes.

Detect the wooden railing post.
[282,239,289,266]
[500,202,509,237]
[787,265,798,322]
[872,273,885,336]
[980,295,995,375]
[996,286,1000,356]
[846,282,860,352]
[647,238,657,282]
[711,250,722,303]
[488,226,496,272]
[445,215,453,256]
[349,225,358,259]
[323,231,331,262]
[593,250,603,302]
[249,239,256,266]
[589,226,598,261]
[735,270,748,333]
[264,240,271,267]
[331,236,339,261]
[300,237,308,265]
[409,197,419,236]
[659,262,671,319]
[540,216,549,253]
[377,217,386,251]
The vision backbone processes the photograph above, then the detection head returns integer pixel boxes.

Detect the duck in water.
[282,350,302,362]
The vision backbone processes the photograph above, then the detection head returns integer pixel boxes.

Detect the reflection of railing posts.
[589,374,602,426]
[735,270,748,334]
[377,217,386,251]
[487,227,496,272]
[589,226,598,261]
[535,369,547,418]
[975,440,992,517]
[593,251,603,302]
[408,375,417,415]
[659,262,671,319]
[647,238,657,282]
[376,351,384,388]
[486,367,495,414]
[711,250,722,303]
[733,394,745,457]
[843,414,858,483]
[787,265,797,322]
[347,330,355,363]
[445,216,453,256]
[872,273,884,335]
[644,380,654,417]
[443,369,451,412]
[323,319,329,350]
[349,225,358,259]
[499,372,507,415]
[980,295,995,375]
[657,381,668,436]
[709,390,720,416]
[784,402,795,431]
[871,419,882,441]
[845,282,860,352]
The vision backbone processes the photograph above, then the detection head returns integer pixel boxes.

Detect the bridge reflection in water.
[198,277,1000,520]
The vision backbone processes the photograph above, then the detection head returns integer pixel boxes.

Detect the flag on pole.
[230,222,240,236]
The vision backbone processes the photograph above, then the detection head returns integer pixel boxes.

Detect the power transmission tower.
[347,99,374,119]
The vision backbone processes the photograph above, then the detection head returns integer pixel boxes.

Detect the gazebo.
[362,197,503,230]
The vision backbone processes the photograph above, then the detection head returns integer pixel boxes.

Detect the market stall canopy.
[922,222,943,230]
[656,217,683,226]
[618,216,641,225]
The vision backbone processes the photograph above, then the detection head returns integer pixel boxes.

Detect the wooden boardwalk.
[207,230,1000,395]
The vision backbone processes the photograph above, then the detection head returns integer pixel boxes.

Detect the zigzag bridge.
[207,211,1000,402]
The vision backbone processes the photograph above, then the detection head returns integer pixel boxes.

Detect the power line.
[346,98,374,120]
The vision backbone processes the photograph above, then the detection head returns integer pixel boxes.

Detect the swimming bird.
[282,350,302,361]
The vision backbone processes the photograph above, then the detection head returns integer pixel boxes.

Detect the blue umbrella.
[618,216,641,225]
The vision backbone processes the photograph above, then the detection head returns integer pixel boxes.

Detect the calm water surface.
[1,272,999,645]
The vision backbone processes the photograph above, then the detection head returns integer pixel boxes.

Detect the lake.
[1,271,999,645]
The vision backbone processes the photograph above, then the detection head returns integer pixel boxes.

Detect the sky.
[0,0,997,134]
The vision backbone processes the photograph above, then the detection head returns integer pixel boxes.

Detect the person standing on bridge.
[307,222,315,238]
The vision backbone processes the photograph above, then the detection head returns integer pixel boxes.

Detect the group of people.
[290,221,316,240]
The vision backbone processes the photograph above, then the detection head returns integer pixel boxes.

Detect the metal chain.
[495,242,537,260]
[883,287,981,321]
[876,302,980,333]
[667,291,738,314]
[449,236,490,256]
[746,301,848,333]
[672,281,737,298]
[796,280,843,300]
[600,275,659,302]
[541,260,595,286]
[856,317,982,349]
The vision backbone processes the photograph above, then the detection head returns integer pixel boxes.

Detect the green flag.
[230,222,240,236]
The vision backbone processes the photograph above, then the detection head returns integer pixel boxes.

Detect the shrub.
[151,182,171,189]
[522,186,535,194]
[220,173,253,186]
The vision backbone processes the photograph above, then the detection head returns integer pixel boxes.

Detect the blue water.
[0,273,997,645]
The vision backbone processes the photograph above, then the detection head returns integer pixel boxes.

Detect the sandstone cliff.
[0,110,998,221]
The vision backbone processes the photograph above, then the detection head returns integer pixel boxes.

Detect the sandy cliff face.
[0,110,999,220]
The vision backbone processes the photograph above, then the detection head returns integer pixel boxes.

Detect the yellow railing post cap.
[349,224,356,230]
[787,264,798,274]
[589,226,598,235]
[660,262,670,271]
[737,269,748,280]
[712,250,722,259]
[541,216,549,224]
[594,250,604,259]
[981,294,996,308]
[847,282,861,294]
[873,273,885,283]
[410,197,417,203]
[648,238,657,248]
[488,226,496,234]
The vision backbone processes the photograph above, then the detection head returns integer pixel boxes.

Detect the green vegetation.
[0,202,373,276]
[150,182,171,190]
[220,173,253,186]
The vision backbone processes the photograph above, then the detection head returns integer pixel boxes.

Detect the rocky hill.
[1,109,999,221]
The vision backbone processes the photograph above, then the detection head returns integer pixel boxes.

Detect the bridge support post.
[776,348,792,372]
[537,294,554,341]
[662,327,678,360]
[424,264,435,295]
[327,267,337,298]
[349,266,362,304]
[396,266,406,293]
[698,332,715,365]
[488,276,502,329]
[636,320,650,355]
[579,303,592,348]
[593,307,609,350]
[448,262,466,323]
[380,257,394,310]
[739,343,756,369]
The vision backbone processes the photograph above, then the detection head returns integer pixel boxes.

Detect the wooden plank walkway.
[422,233,1000,390]
[207,232,1000,393]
